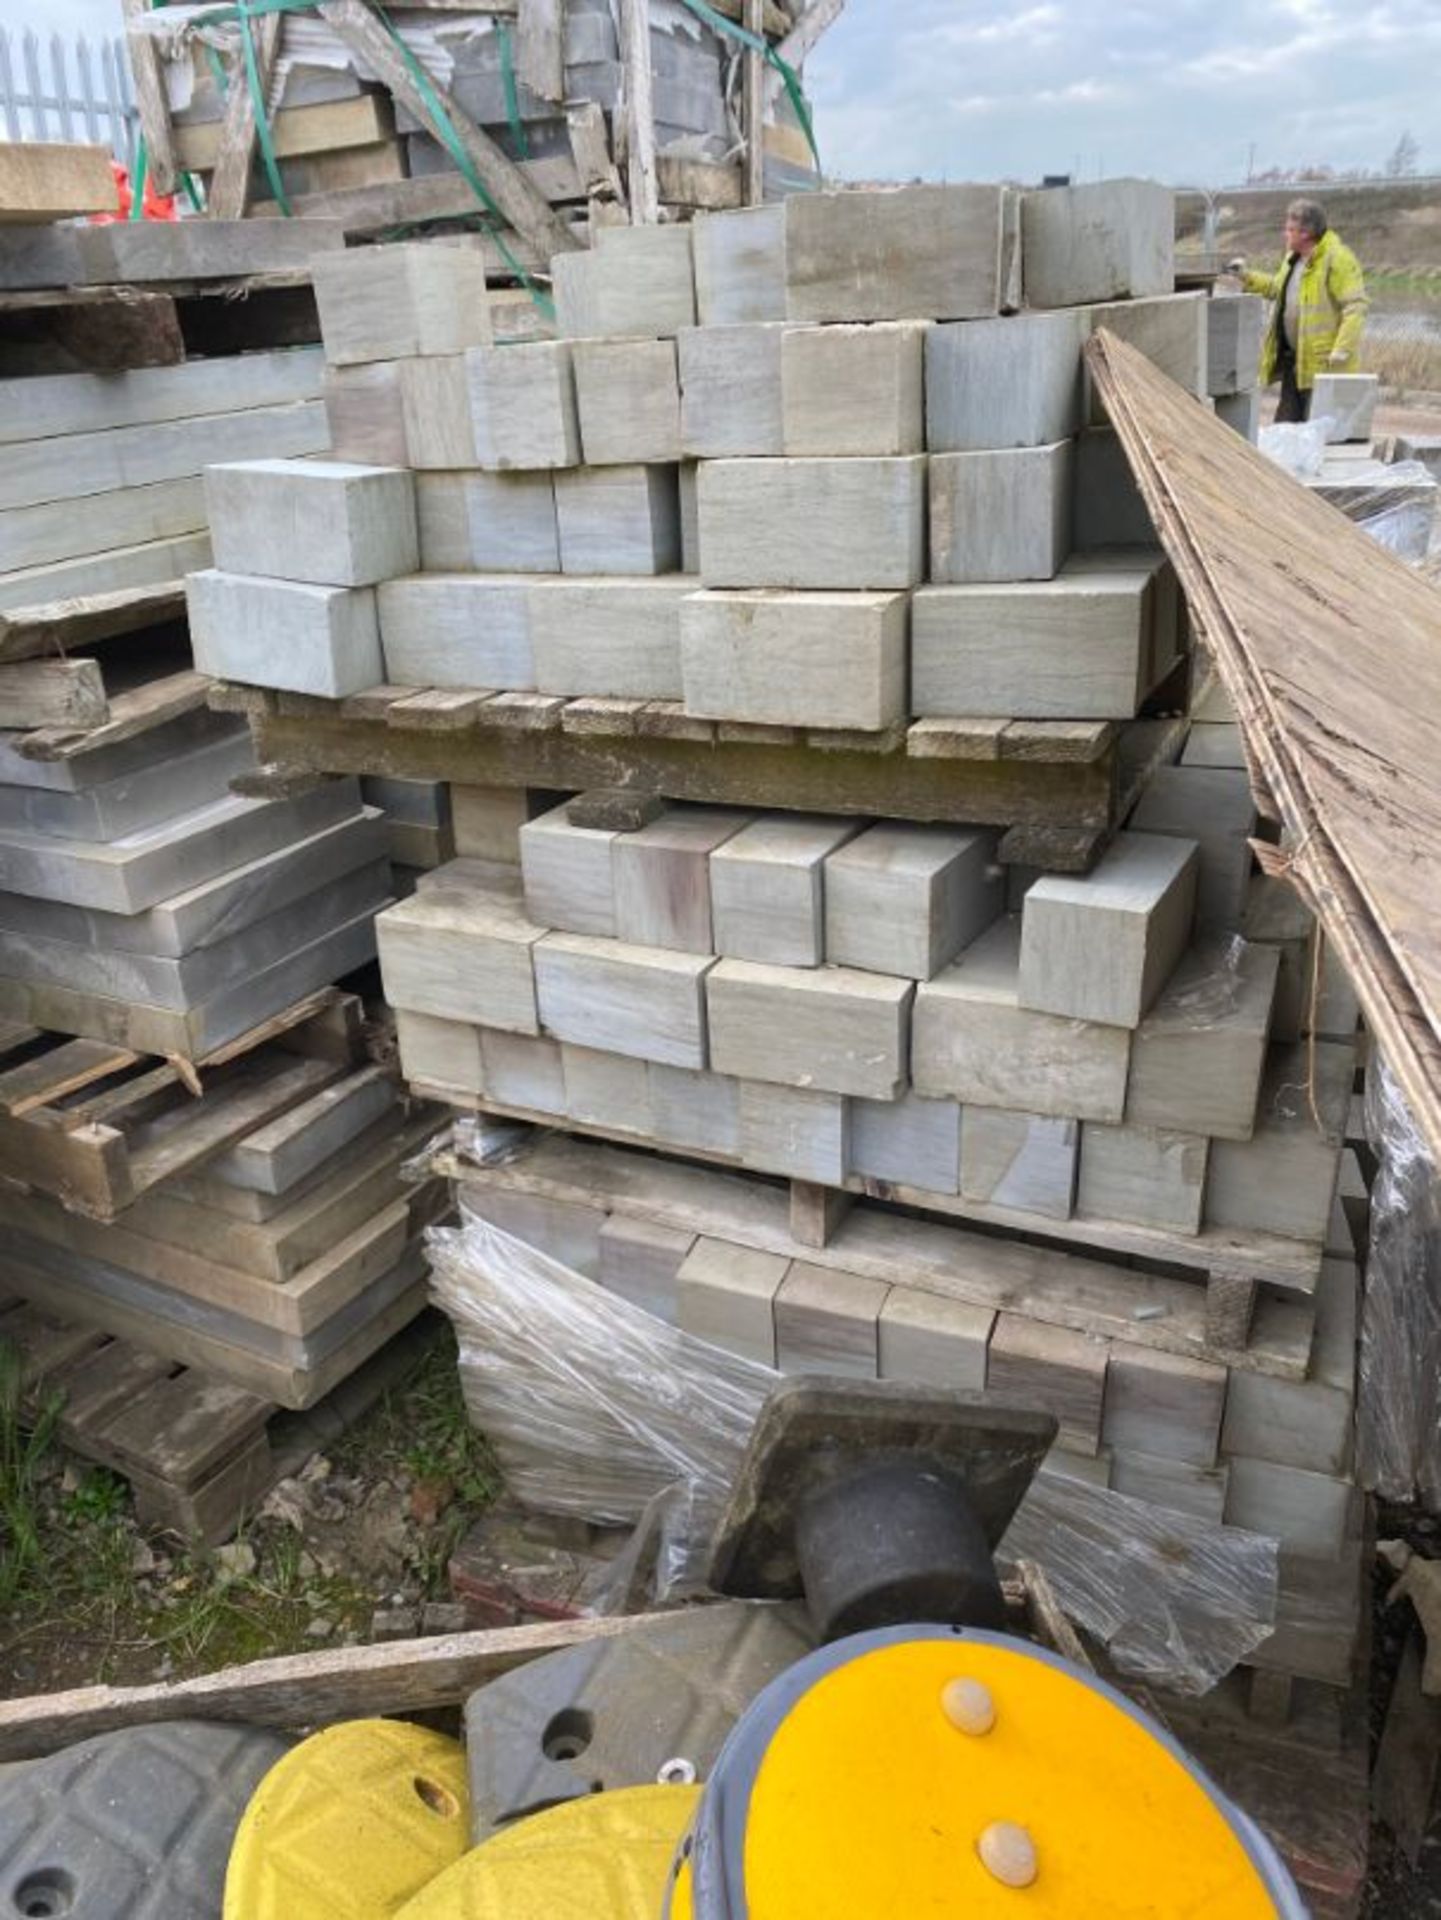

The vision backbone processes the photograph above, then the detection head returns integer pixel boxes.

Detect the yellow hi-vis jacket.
[1243,230,1369,389]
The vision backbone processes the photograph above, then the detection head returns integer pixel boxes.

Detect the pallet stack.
[193,180,1367,1716]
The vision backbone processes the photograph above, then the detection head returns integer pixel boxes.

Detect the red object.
[91,156,178,224]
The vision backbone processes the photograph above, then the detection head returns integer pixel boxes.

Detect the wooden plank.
[618,0,659,224]
[18,671,211,764]
[123,1054,347,1199]
[789,1178,853,1249]
[0,141,118,223]
[0,661,107,732]
[255,708,1116,833]
[566,101,625,220]
[208,17,282,219]
[766,0,845,105]
[0,584,187,668]
[439,1131,1316,1377]
[317,0,579,261]
[1089,328,1441,1169]
[0,1612,667,1761]
[121,0,180,197]
[515,0,564,102]
[0,1039,139,1117]
[0,1108,131,1216]
[744,0,765,207]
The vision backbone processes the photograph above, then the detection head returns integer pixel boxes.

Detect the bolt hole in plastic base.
[541,1708,594,1763]
[412,1777,461,1821]
[13,1870,76,1918]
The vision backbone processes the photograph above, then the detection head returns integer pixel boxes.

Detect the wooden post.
[121,0,179,196]
[618,0,659,224]
[743,0,765,206]
[515,0,565,105]
[317,0,580,259]
[207,12,282,222]
[765,0,845,106]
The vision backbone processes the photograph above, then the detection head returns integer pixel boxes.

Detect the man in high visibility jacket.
[1228,198,1368,422]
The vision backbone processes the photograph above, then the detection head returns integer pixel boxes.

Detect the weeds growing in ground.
[0,1340,63,1611]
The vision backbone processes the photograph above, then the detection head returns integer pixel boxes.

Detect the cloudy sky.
[806,0,1436,187]
[1,0,1433,189]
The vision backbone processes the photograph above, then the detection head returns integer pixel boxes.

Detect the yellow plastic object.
[396,1785,700,1919]
[224,1718,469,1920]
[671,1637,1280,1917]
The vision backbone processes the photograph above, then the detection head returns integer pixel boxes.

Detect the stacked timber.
[126,0,830,237]
[0,1000,448,1410]
[193,181,1366,1715]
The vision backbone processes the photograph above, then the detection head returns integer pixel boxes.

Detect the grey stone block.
[1221,1253,1356,1475]
[925,310,1085,450]
[851,1091,962,1194]
[823,823,1002,981]
[376,575,533,690]
[1018,831,1198,1029]
[1110,1451,1228,1523]
[739,1080,849,1183]
[1021,179,1174,308]
[1102,1342,1226,1468]
[613,806,751,952]
[554,464,682,574]
[414,470,559,573]
[452,786,528,863]
[323,362,407,466]
[1072,427,1157,549]
[462,1188,606,1278]
[675,1236,785,1366]
[784,185,1005,324]
[396,1008,485,1095]
[561,1043,650,1130]
[709,957,913,1101]
[572,337,682,465]
[693,204,786,325]
[958,1107,1078,1218]
[912,916,1130,1123]
[697,456,926,590]
[911,555,1164,720]
[598,1214,696,1322]
[187,569,381,698]
[1214,389,1261,442]
[679,587,908,729]
[677,323,784,458]
[1206,296,1265,396]
[780,322,926,456]
[1181,722,1247,769]
[468,340,580,470]
[554,223,696,339]
[312,240,493,365]
[1125,937,1279,1140]
[647,1062,741,1156]
[204,459,417,586]
[1129,764,1257,929]
[878,1288,992,1390]
[1076,1121,1209,1233]
[710,814,861,968]
[530,576,690,699]
[1205,1040,1351,1242]
[775,1262,885,1377]
[533,932,715,1068]
[929,443,1072,584]
[1084,293,1207,425]
[520,801,618,937]
[988,1313,1108,1454]
[377,868,541,1033]
[481,1030,567,1112]
[1223,1455,1352,1557]
[397,354,478,469]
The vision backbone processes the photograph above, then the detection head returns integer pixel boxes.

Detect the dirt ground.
[0,1319,497,1702]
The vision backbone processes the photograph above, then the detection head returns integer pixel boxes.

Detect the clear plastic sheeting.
[1259,419,1331,478]
[426,1214,773,1597]
[1307,459,1439,565]
[1002,1468,1280,1697]
[1358,1053,1441,1504]
[427,1208,1282,1690]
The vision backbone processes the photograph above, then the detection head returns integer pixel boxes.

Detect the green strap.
[129,132,149,219]
[235,0,292,214]
[495,22,531,160]
[204,43,230,95]
[673,0,821,175]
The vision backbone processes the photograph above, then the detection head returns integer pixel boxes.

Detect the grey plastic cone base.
[0,1719,291,1919]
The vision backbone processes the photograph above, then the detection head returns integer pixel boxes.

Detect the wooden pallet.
[224,682,1190,874]
[434,1128,1318,1380]
[421,1080,1326,1356]
[2,1293,442,1543]
[0,987,364,1219]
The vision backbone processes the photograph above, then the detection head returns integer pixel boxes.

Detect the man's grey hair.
[1287,197,1328,239]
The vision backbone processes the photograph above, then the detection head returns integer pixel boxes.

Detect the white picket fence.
[0,24,137,161]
